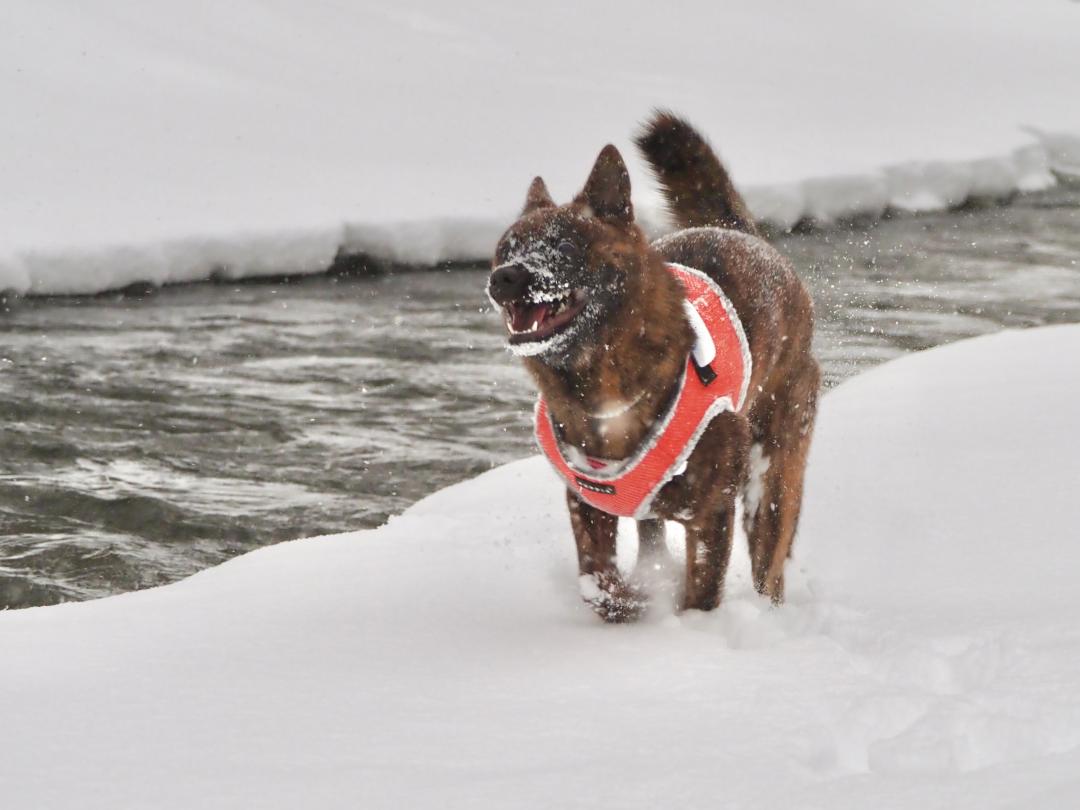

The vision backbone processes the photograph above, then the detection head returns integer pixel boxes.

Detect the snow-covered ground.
[3,324,1079,808]
[3,1,1080,295]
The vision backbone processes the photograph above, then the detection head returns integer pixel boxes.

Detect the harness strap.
[535,263,751,518]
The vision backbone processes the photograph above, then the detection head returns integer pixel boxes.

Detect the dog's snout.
[488,264,530,305]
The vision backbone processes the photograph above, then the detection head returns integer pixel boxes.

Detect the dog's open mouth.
[503,289,587,344]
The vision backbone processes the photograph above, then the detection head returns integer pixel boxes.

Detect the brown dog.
[488,112,819,622]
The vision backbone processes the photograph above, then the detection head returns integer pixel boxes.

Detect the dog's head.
[488,145,647,366]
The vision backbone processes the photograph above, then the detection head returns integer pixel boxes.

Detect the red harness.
[535,263,751,519]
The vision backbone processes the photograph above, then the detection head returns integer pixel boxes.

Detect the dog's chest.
[560,401,658,462]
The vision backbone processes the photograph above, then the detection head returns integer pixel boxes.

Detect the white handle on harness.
[683,298,716,367]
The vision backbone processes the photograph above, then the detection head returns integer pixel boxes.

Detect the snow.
[4,1,1080,295]
[3,324,1080,808]
[744,442,770,527]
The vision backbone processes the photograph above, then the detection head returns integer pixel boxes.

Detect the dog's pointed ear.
[522,176,555,214]
[577,144,633,225]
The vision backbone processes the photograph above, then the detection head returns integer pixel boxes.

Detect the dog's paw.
[579,573,647,623]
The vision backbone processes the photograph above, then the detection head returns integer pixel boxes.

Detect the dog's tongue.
[510,302,550,332]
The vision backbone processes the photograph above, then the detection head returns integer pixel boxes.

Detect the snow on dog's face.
[488,145,642,366]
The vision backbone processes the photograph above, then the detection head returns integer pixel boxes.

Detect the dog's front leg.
[681,505,736,612]
[565,490,645,623]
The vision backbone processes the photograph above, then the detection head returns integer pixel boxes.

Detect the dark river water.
[2,186,1078,609]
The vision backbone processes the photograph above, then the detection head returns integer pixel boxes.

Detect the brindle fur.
[490,112,820,622]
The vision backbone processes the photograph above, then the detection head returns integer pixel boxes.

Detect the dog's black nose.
[488,264,530,305]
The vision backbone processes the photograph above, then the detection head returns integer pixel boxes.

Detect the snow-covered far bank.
[3,1,1080,297]
[3,324,1080,809]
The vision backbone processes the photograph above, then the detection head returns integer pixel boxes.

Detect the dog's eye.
[557,241,581,261]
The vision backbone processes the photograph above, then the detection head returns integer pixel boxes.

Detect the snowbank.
[3,325,1079,808]
[3,1,1080,296]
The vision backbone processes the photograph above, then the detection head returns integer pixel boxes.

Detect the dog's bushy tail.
[635,110,759,237]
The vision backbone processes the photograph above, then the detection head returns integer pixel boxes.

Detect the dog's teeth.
[531,320,539,331]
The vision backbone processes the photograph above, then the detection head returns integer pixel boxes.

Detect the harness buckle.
[693,360,717,386]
